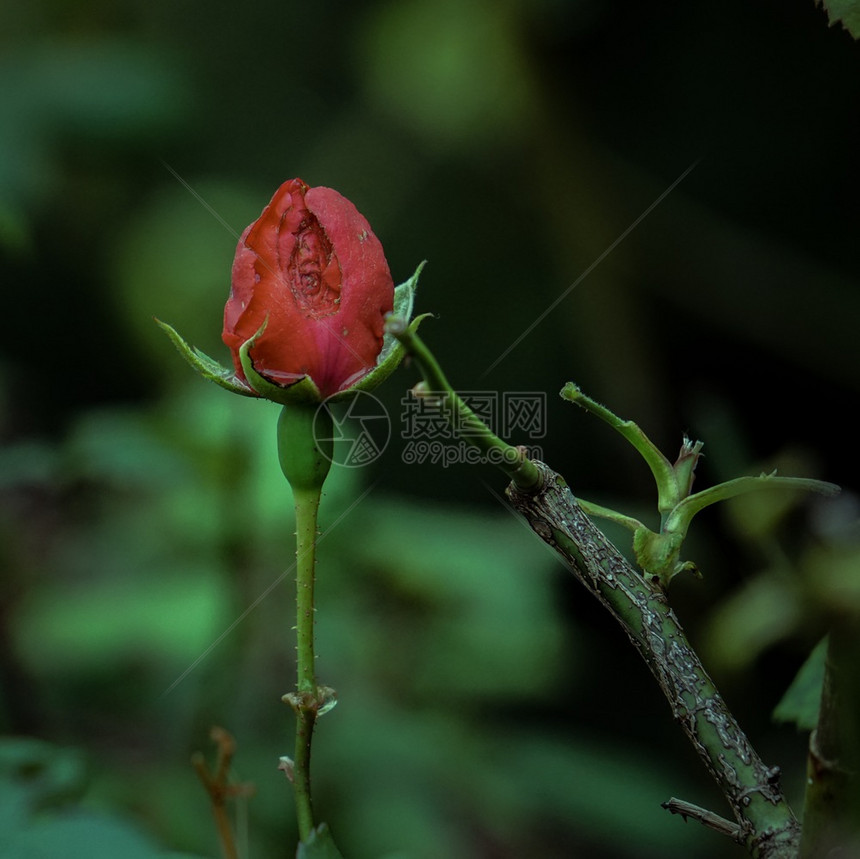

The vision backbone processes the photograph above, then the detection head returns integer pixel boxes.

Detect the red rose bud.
[223,178,394,401]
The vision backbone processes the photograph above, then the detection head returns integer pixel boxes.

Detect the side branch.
[507,462,800,859]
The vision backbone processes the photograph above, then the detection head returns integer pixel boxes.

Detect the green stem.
[291,486,321,841]
[508,462,800,858]
[388,318,540,489]
[276,404,334,843]
[294,488,321,696]
[560,382,678,512]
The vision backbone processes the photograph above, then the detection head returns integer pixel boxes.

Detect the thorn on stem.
[279,756,296,783]
[661,796,744,843]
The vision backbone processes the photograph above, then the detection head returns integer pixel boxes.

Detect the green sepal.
[328,261,427,403]
[671,437,704,501]
[392,260,423,325]
[296,823,345,859]
[155,318,257,397]
[238,320,323,406]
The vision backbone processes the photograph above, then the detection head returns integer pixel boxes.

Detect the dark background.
[1,2,858,857]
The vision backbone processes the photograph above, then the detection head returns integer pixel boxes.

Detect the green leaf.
[819,0,860,38]
[296,823,345,859]
[773,636,828,730]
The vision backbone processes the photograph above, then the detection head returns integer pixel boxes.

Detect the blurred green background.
[1,1,858,857]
